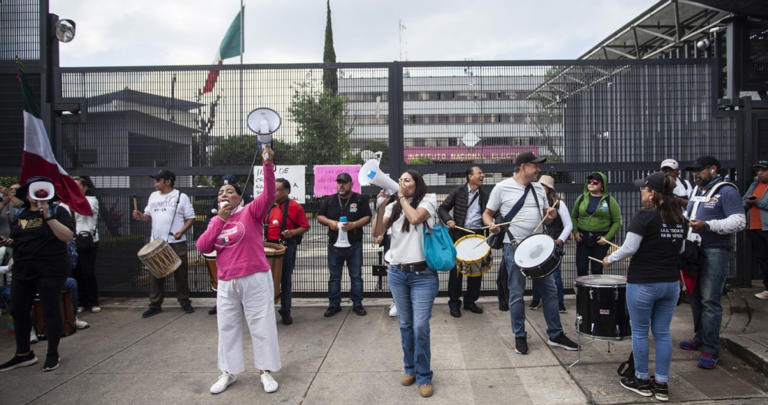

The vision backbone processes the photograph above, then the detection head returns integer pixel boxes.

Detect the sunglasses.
[588,179,601,185]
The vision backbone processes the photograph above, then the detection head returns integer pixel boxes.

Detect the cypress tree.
[322,0,338,94]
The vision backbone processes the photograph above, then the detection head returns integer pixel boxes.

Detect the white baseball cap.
[660,159,679,170]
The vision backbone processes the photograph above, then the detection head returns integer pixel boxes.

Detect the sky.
[50,0,655,67]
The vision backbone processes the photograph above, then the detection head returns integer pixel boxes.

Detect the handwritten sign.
[313,165,361,196]
[253,165,306,204]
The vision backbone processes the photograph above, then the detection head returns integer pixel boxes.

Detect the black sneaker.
[142,307,162,318]
[620,375,652,397]
[182,304,195,313]
[0,352,38,372]
[547,333,579,351]
[653,379,669,402]
[514,337,528,355]
[528,299,542,310]
[324,306,342,317]
[208,307,217,315]
[352,306,367,316]
[42,354,60,372]
[279,310,293,325]
[558,302,566,313]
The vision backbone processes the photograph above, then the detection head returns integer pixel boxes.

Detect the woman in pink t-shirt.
[196,146,280,395]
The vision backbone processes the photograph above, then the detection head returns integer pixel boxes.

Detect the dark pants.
[75,242,99,308]
[748,230,768,290]
[576,231,610,276]
[327,241,363,308]
[279,239,298,313]
[149,242,190,308]
[497,256,509,309]
[11,276,66,356]
[448,228,485,309]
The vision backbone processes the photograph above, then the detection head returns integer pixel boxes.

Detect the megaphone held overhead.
[359,159,399,194]
[247,107,281,145]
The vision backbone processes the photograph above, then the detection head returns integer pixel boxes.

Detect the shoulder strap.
[467,189,480,209]
[502,184,532,222]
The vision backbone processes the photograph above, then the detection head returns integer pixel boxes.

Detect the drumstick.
[604,240,620,249]
[132,195,138,211]
[454,225,475,234]
[588,256,603,264]
[479,219,525,229]
[533,197,559,233]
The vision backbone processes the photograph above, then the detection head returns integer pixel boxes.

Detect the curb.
[722,334,768,375]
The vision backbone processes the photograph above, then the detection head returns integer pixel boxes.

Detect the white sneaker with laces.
[210,371,236,394]
[75,318,89,329]
[260,371,279,393]
[755,290,768,300]
[388,303,397,317]
[30,329,38,344]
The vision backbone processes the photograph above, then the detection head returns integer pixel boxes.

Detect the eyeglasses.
[588,179,601,185]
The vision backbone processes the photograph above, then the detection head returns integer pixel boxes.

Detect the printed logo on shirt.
[660,223,685,240]
[214,221,246,249]
[600,201,609,211]
[350,203,358,213]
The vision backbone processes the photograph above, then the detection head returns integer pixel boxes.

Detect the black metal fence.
[13,58,745,297]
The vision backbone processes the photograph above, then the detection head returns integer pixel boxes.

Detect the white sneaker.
[210,371,236,394]
[75,318,89,329]
[260,371,279,393]
[755,291,768,300]
[91,306,102,313]
[77,306,85,313]
[30,329,38,344]
[388,303,397,317]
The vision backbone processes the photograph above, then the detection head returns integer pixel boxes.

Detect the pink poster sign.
[313,165,362,196]
[404,146,538,163]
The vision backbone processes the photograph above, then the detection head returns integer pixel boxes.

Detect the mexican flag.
[202,10,243,94]
[18,66,93,216]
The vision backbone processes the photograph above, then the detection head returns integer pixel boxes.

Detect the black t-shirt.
[627,208,685,284]
[10,204,75,279]
[318,193,372,245]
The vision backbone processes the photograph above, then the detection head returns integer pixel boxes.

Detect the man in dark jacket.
[438,166,489,317]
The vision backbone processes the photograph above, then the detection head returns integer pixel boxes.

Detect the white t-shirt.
[486,178,549,243]
[673,177,693,199]
[74,195,100,243]
[144,189,195,243]
[384,193,437,265]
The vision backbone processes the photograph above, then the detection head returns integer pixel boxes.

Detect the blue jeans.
[388,265,439,386]
[626,281,679,383]
[531,265,564,304]
[64,277,79,318]
[689,248,730,356]
[327,242,363,307]
[503,243,563,339]
[279,239,298,313]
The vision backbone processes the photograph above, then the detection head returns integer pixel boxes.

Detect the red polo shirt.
[265,199,309,241]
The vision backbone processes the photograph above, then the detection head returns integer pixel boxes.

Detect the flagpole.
[239,1,244,143]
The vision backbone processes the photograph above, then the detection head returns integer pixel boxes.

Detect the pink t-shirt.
[196,162,275,281]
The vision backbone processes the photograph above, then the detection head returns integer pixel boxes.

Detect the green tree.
[288,86,351,166]
[322,0,337,94]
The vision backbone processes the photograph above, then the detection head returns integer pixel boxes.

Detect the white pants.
[217,271,281,374]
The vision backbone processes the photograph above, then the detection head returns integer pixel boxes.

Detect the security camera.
[696,38,710,50]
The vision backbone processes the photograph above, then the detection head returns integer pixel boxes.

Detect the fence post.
[388,62,404,178]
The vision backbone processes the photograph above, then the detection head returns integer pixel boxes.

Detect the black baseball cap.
[754,160,768,170]
[634,172,672,195]
[685,155,720,171]
[150,169,176,182]
[336,172,353,183]
[514,151,546,166]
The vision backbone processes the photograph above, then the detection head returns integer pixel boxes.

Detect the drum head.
[137,239,166,256]
[575,274,627,287]
[513,234,554,268]
[455,234,489,262]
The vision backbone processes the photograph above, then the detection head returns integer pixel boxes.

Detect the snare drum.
[454,234,492,277]
[137,239,181,279]
[201,251,218,291]
[575,275,631,340]
[513,234,561,279]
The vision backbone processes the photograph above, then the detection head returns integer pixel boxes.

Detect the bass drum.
[575,275,631,340]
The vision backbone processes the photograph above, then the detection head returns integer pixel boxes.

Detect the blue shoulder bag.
[423,219,456,272]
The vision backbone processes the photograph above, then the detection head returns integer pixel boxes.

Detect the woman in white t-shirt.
[74,177,100,313]
[373,170,438,398]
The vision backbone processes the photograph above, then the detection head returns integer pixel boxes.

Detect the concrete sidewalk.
[1,290,767,405]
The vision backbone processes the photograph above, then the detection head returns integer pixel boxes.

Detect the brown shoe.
[419,384,433,397]
[400,374,415,386]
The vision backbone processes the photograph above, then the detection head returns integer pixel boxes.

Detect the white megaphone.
[247,107,281,158]
[358,159,398,195]
[334,216,352,248]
